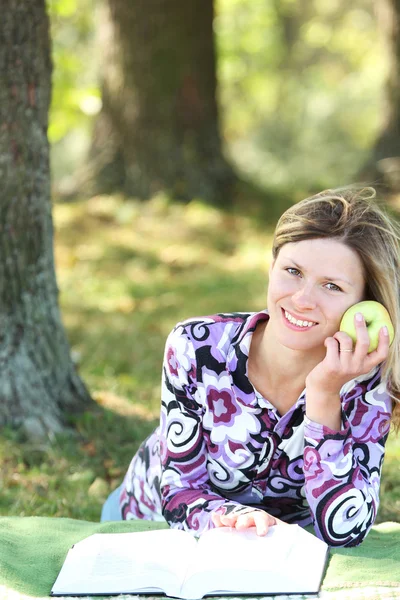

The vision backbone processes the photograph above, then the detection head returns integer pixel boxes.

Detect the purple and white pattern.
[119,311,392,547]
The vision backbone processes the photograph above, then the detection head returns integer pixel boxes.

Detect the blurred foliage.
[47,0,100,180]
[216,0,386,190]
[47,0,386,196]
[0,196,399,522]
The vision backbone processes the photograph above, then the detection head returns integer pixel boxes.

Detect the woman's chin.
[276,331,323,353]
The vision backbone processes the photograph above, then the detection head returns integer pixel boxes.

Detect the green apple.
[339,300,394,353]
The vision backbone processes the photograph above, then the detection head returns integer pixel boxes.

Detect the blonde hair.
[272,186,400,432]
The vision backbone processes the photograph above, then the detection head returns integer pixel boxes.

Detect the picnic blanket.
[0,517,400,600]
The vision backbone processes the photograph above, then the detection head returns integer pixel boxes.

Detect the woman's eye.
[286,267,301,276]
[325,282,341,292]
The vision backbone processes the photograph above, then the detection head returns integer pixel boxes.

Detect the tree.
[0,0,92,439]
[81,0,235,204]
[361,0,400,188]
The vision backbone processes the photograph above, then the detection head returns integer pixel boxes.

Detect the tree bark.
[82,0,235,204]
[0,0,92,438]
[360,0,400,188]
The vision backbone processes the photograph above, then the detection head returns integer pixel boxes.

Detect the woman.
[102,187,400,547]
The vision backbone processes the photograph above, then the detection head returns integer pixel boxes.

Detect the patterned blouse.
[120,311,392,547]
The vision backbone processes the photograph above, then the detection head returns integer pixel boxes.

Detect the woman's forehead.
[277,238,365,281]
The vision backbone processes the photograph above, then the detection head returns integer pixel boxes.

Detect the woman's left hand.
[306,313,390,397]
[211,506,283,536]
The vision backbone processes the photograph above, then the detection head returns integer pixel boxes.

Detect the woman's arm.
[159,325,245,533]
[303,369,392,547]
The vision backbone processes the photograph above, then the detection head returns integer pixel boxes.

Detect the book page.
[191,524,293,572]
[182,525,328,599]
[51,528,197,597]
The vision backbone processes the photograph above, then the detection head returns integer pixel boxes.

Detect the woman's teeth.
[284,310,316,328]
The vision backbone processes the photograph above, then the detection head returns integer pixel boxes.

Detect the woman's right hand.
[211,505,281,536]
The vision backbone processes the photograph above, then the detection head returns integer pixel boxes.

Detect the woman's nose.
[292,286,317,310]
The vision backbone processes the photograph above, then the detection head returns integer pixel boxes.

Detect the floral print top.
[120,311,392,547]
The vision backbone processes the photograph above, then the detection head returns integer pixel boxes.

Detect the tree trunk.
[360,0,400,188]
[83,0,235,204]
[0,0,92,439]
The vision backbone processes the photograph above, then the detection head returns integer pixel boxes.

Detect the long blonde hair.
[272,186,400,432]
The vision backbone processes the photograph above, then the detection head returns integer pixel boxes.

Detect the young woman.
[101,187,400,547]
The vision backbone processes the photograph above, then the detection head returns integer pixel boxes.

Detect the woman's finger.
[333,331,354,354]
[211,513,223,527]
[219,514,237,527]
[352,313,371,360]
[377,325,391,356]
[253,511,276,536]
[365,325,391,369]
[324,336,341,365]
[235,513,253,531]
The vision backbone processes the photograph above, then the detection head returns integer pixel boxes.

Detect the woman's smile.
[282,308,318,330]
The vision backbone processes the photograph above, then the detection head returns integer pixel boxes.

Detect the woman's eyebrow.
[281,257,354,287]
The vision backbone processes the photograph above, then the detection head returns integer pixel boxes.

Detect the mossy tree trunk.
[84,0,235,204]
[360,0,400,187]
[0,0,92,439]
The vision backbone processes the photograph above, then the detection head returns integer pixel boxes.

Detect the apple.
[339,301,394,353]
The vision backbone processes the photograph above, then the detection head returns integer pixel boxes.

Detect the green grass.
[0,193,399,524]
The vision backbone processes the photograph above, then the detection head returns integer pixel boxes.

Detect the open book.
[51,524,329,598]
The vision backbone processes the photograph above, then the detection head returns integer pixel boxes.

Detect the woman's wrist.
[305,385,342,430]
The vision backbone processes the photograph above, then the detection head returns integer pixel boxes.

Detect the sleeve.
[303,368,392,547]
[158,324,244,534]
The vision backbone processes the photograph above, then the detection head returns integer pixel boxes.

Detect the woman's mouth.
[281,308,318,331]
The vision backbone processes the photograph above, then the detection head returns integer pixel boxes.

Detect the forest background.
[1,0,400,524]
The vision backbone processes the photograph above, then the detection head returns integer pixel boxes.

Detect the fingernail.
[383,326,389,336]
[355,313,364,322]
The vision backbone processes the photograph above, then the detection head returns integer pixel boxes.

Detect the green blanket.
[0,517,399,599]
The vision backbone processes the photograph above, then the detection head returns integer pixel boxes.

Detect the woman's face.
[267,238,366,353]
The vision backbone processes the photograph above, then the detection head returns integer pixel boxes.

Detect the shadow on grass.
[377,448,400,524]
[0,405,158,521]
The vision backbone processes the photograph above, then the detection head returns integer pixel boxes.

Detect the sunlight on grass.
[379,433,400,524]
[54,194,273,413]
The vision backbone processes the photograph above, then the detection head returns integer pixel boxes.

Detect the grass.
[0,193,399,524]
